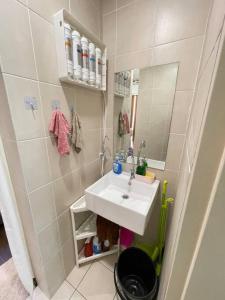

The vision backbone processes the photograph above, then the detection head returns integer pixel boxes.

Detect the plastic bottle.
[89,42,96,85]
[72,30,82,80]
[84,237,93,257]
[93,236,101,254]
[113,155,122,174]
[103,240,110,252]
[81,36,89,82]
[64,23,73,77]
[95,48,102,88]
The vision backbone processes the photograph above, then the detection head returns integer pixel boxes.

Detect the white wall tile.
[76,88,102,130]
[18,138,51,192]
[54,170,82,215]
[28,0,69,23]
[44,252,65,297]
[117,0,135,9]
[38,220,61,264]
[155,0,211,45]
[80,159,101,190]
[103,12,116,56]
[102,0,116,15]
[29,183,56,233]
[0,0,36,78]
[187,38,219,167]
[61,238,76,276]
[200,0,225,71]
[166,134,185,171]
[81,129,101,164]
[70,0,101,38]
[4,74,44,140]
[58,209,73,245]
[116,49,153,72]
[0,72,15,140]
[30,11,59,84]
[46,136,80,180]
[116,0,157,55]
[170,91,193,134]
[153,36,204,90]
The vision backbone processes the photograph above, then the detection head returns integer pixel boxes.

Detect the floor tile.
[78,262,116,300]
[70,291,86,300]
[66,263,91,289]
[99,254,118,272]
[51,281,74,299]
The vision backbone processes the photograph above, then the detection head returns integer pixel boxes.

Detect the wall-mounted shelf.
[54,9,107,91]
[70,195,119,267]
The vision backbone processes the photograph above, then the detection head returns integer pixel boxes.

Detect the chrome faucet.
[128,166,136,185]
[127,147,136,185]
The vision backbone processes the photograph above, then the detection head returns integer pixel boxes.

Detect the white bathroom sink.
[85,171,160,235]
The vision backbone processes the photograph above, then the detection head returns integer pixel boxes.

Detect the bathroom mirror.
[113,63,179,170]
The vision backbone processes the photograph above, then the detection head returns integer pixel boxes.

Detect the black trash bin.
[114,247,158,300]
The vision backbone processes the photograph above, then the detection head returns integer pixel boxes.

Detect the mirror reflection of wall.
[113,63,179,170]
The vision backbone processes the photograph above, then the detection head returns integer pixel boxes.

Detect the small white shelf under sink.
[70,195,119,267]
[78,245,118,265]
[85,171,160,235]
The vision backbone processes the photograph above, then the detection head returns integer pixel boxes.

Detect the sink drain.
[122,194,129,199]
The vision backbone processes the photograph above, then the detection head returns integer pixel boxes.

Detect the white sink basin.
[85,171,160,235]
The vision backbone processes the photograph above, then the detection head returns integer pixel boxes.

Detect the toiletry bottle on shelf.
[103,240,110,252]
[81,36,89,82]
[95,48,102,88]
[84,237,93,257]
[72,30,82,80]
[113,154,122,174]
[64,23,73,77]
[89,42,96,85]
[93,236,101,254]
[136,158,147,176]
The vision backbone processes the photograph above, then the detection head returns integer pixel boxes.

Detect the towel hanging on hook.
[49,110,70,156]
[70,110,82,153]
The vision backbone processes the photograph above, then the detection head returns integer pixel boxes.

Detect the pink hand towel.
[49,110,70,155]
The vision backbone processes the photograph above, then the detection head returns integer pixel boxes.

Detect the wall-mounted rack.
[54,9,107,92]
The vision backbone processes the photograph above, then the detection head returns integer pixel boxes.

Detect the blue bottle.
[113,155,122,174]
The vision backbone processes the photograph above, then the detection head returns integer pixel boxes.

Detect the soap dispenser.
[113,154,122,174]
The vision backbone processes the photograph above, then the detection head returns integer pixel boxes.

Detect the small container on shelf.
[102,240,110,252]
[72,30,82,80]
[84,237,93,257]
[81,36,89,82]
[93,236,102,254]
[64,22,73,77]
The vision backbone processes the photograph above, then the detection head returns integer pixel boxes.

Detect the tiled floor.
[51,254,118,300]
[0,224,12,265]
